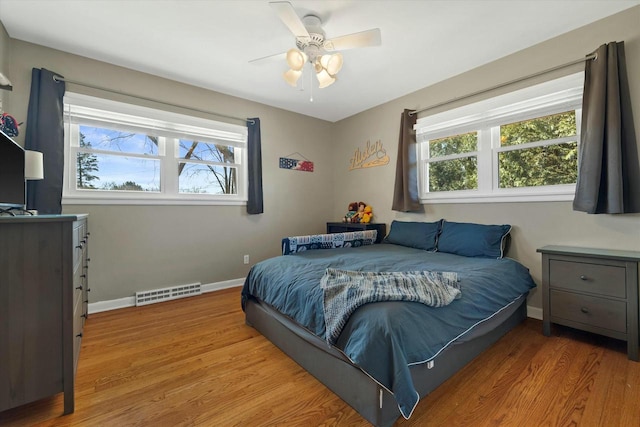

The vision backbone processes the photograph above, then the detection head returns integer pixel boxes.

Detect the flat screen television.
[0,130,25,211]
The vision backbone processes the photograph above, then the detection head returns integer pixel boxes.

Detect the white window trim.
[62,93,248,206]
[415,73,583,204]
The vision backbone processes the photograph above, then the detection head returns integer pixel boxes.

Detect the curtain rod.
[409,53,597,117]
[52,76,254,125]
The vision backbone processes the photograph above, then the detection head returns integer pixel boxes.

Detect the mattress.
[242,243,536,418]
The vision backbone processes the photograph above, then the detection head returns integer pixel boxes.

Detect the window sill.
[420,189,575,204]
[62,195,247,206]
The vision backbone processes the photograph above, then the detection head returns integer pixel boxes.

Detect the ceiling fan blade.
[324,28,381,51]
[270,1,310,39]
[249,51,287,64]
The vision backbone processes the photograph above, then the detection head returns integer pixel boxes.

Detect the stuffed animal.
[361,205,373,223]
[0,113,20,137]
[343,201,359,223]
[355,201,366,222]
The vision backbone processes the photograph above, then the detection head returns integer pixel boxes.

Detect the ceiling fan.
[252,1,382,90]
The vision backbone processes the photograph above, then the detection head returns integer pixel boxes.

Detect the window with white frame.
[63,93,248,205]
[416,73,583,203]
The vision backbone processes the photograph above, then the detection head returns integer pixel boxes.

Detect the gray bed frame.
[244,294,528,427]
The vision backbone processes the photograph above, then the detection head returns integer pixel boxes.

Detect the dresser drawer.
[550,290,626,333]
[549,259,626,298]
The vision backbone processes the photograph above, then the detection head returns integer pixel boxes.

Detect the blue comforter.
[241,243,536,419]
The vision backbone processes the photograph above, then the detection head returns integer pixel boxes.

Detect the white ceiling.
[0,0,638,122]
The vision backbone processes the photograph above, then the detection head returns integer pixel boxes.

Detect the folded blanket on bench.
[321,269,461,345]
[282,230,377,255]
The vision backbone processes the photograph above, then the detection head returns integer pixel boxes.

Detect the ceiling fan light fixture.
[316,68,336,88]
[286,48,307,71]
[320,53,343,76]
[283,68,302,87]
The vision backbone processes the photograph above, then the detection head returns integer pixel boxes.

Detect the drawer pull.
[76,333,83,338]
[81,314,88,319]
[579,275,587,281]
[580,307,589,314]
[76,245,83,249]
[75,286,83,290]
[81,274,87,278]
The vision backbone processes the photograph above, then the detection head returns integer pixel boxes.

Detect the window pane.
[178,162,237,195]
[429,132,477,157]
[500,111,576,147]
[178,140,235,163]
[80,125,159,155]
[498,141,578,188]
[76,152,160,191]
[428,157,477,192]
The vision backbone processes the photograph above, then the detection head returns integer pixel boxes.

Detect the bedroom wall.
[331,6,640,313]
[5,39,336,303]
[0,21,10,111]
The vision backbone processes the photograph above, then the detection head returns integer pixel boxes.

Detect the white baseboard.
[88,278,245,314]
[89,282,545,322]
[527,305,543,320]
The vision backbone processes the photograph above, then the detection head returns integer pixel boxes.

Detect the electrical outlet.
[243,254,250,265]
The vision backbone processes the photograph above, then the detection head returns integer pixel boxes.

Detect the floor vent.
[135,282,202,306]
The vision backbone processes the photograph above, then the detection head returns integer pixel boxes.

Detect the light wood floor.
[1,288,639,426]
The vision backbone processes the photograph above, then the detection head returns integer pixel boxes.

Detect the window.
[416,73,583,203]
[63,93,247,205]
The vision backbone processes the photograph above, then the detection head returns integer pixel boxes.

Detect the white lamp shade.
[320,53,343,76]
[286,49,307,71]
[283,69,302,87]
[25,150,44,180]
[316,69,336,88]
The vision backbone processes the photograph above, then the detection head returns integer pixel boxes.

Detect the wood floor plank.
[1,288,638,427]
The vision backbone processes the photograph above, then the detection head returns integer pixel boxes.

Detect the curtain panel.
[392,109,421,212]
[25,68,66,214]
[573,41,640,214]
[247,117,264,214]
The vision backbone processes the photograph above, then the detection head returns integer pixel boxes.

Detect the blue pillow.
[384,220,442,251]
[438,221,511,259]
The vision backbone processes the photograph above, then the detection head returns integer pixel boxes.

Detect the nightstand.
[537,245,640,361]
[326,222,387,244]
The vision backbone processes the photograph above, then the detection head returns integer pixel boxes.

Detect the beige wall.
[3,7,640,308]
[6,39,336,302]
[0,20,10,110]
[332,6,640,311]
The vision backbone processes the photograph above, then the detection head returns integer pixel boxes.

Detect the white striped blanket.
[321,269,461,345]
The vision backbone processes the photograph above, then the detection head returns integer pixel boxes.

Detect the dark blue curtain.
[392,109,422,212]
[573,41,640,214]
[247,117,263,214]
[25,68,65,214]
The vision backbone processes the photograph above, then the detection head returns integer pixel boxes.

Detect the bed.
[241,220,536,426]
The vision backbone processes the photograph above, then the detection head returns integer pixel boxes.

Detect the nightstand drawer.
[550,290,626,333]
[549,259,626,298]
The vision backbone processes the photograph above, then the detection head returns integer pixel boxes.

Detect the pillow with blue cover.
[384,220,442,251]
[437,220,511,259]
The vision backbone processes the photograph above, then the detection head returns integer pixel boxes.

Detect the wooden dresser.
[537,245,639,361]
[0,214,89,414]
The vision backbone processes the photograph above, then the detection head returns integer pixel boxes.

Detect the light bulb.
[321,53,343,76]
[286,49,307,71]
[316,69,336,88]
[283,69,302,87]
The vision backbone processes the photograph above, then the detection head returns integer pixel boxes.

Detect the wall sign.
[279,152,314,172]
[349,139,389,170]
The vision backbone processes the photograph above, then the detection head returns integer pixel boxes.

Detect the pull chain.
[309,62,314,102]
